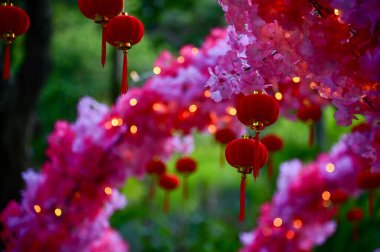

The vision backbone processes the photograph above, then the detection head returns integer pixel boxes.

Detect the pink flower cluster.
[0,29,244,252]
[208,0,380,125]
[240,121,379,252]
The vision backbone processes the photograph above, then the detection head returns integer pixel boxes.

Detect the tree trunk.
[0,0,52,211]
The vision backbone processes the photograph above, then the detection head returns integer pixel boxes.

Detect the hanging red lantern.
[78,0,123,67]
[214,127,237,168]
[158,173,180,213]
[356,172,380,217]
[0,2,30,80]
[106,12,144,95]
[261,134,283,179]
[346,207,363,240]
[145,158,166,198]
[330,188,348,215]
[175,157,197,199]
[296,102,322,147]
[236,92,279,179]
[225,136,268,221]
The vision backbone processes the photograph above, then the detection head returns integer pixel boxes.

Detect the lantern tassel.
[101,24,106,67]
[3,44,11,80]
[149,176,155,199]
[239,174,246,222]
[183,175,189,199]
[121,50,128,95]
[309,123,314,147]
[253,131,260,180]
[268,155,273,179]
[369,190,375,218]
[163,191,170,213]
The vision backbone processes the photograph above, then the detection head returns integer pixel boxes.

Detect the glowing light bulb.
[275,92,283,101]
[293,219,302,229]
[189,104,197,113]
[153,66,161,75]
[292,76,301,83]
[208,125,216,134]
[204,90,211,98]
[177,56,185,63]
[191,47,199,55]
[129,98,138,106]
[322,191,331,201]
[111,118,119,127]
[34,205,41,213]
[334,9,340,16]
[104,187,112,195]
[226,106,237,116]
[325,163,335,173]
[54,208,62,217]
[130,71,140,82]
[286,230,295,240]
[273,217,283,227]
[130,125,138,134]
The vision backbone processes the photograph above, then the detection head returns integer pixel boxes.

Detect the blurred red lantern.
[214,127,237,168]
[78,0,123,67]
[346,207,363,240]
[261,134,283,179]
[356,172,380,217]
[106,12,144,94]
[0,2,30,80]
[145,158,166,198]
[236,92,279,177]
[297,102,322,147]
[330,188,348,215]
[175,157,197,199]
[158,173,180,213]
[225,136,268,221]
[352,122,371,133]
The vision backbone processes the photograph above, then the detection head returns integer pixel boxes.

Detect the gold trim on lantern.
[1,2,14,6]
[94,15,109,24]
[250,121,265,132]
[242,135,250,139]
[237,166,253,174]
[121,12,129,16]
[117,42,132,50]
[253,90,264,95]
[3,32,15,44]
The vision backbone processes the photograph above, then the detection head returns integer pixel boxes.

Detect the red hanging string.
[268,154,273,179]
[149,176,155,199]
[239,174,246,222]
[101,24,106,67]
[121,50,128,95]
[163,191,170,213]
[309,123,314,147]
[369,190,375,218]
[3,44,11,80]
[253,131,260,180]
[183,175,189,199]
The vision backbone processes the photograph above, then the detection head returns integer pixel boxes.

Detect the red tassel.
[253,131,260,180]
[163,191,170,213]
[309,123,314,147]
[183,175,189,199]
[3,44,10,80]
[149,176,156,199]
[268,155,273,179]
[369,190,375,218]
[239,174,246,222]
[121,50,128,95]
[101,24,106,67]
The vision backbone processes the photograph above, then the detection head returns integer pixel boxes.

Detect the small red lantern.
[356,172,380,217]
[158,173,180,213]
[78,0,123,67]
[145,158,166,198]
[175,157,197,199]
[106,12,144,95]
[330,188,348,215]
[214,127,237,168]
[225,136,268,221]
[236,92,279,178]
[296,102,322,147]
[346,207,363,240]
[261,134,283,179]
[0,2,30,80]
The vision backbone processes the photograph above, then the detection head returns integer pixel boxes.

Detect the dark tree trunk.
[0,0,52,211]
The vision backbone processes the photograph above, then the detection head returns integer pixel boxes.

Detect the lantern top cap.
[121,12,128,16]
[1,2,14,6]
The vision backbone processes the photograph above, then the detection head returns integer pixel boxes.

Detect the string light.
[325,163,335,173]
[226,106,237,116]
[292,76,301,83]
[104,187,112,195]
[177,56,185,63]
[273,217,283,227]
[275,92,283,101]
[204,90,211,98]
[34,205,41,213]
[191,47,199,55]
[322,191,331,201]
[189,104,197,113]
[129,98,138,106]
[130,71,140,82]
[54,208,62,217]
[111,118,123,127]
[286,230,295,240]
[293,219,302,229]
[153,66,161,75]
[130,125,138,134]
[208,125,216,134]
[334,9,340,16]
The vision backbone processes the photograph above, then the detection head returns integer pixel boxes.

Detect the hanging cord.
[3,43,11,80]
[253,131,260,180]
[239,173,247,222]
[101,24,106,67]
[121,49,128,94]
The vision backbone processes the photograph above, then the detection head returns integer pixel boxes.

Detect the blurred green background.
[14,0,379,251]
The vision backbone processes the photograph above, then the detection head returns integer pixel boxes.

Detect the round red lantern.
[0,2,30,80]
[346,207,363,240]
[236,92,279,176]
[225,136,268,221]
[158,173,180,213]
[175,157,197,199]
[296,102,322,147]
[106,12,144,95]
[261,134,283,179]
[330,189,348,205]
[145,158,166,198]
[356,172,380,217]
[214,127,237,168]
[78,0,123,67]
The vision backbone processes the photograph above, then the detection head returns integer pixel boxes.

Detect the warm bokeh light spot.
[130,71,140,82]
[208,125,216,134]
[104,187,112,195]
[189,104,198,113]
[275,92,283,101]
[104,122,112,130]
[129,98,138,106]
[177,56,185,63]
[130,125,138,134]
[204,90,211,98]
[153,66,161,75]
[323,200,331,208]
[226,106,237,116]
[191,47,199,55]
[34,205,41,213]
[54,208,62,217]
[273,217,283,227]
[334,9,340,16]
[286,230,295,240]
[325,163,335,173]
[292,76,301,83]
[309,81,318,89]
[293,219,302,229]
[322,191,331,201]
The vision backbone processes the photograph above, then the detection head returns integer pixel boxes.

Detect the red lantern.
[0,2,30,80]
[225,136,268,221]
[346,207,363,240]
[158,173,180,213]
[296,102,322,147]
[175,157,197,199]
[236,92,279,178]
[214,127,236,168]
[145,158,166,198]
[261,134,283,179]
[106,12,144,95]
[78,0,123,67]
[356,172,380,217]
